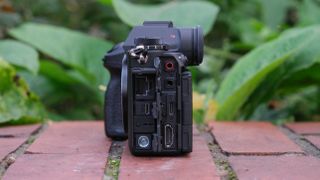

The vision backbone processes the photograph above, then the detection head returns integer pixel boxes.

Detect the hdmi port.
[164,124,174,148]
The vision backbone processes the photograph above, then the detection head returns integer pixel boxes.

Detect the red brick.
[0,138,26,160]
[119,128,219,180]
[3,153,107,180]
[305,136,320,149]
[229,155,320,180]
[0,125,39,160]
[3,121,111,180]
[286,122,320,135]
[0,125,39,137]
[209,122,302,154]
[27,121,110,154]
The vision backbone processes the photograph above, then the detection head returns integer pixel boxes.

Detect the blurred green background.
[0,0,319,125]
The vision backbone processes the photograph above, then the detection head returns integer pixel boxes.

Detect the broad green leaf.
[112,0,219,35]
[39,61,81,85]
[259,0,291,29]
[242,26,320,119]
[39,61,95,92]
[0,58,44,123]
[18,70,56,100]
[0,40,39,74]
[299,0,320,26]
[282,64,320,89]
[216,26,320,120]
[9,23,113,89]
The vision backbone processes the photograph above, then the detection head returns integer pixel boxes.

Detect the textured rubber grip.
[104,68,127,139]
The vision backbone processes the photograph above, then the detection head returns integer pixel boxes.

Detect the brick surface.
[4,121,111,180]
[0,125,39,160]
[119,128,219,180]
[0,138,26,160]
[305,136,320,149]
[0,124,39,137]
[229,155,320,180]
[27,121,109,154]
[286,122,320,135]
[209,122,302,154]
[3,153,107,180]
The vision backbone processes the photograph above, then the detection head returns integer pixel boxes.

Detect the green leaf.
[9,23,113,89]
[112,0,219,35]
[0,40,39,74]
[18,70,56,100]
[259,0,291,29]
[99,0,112,5]
[39,61,81,85]
[39,60,95,93]
[242,27,320,119]
[299,0,320,26]
[216,25,320,120]
[0,58,44,123]
[280,64,320,91]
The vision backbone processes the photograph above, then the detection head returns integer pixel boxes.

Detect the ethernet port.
[134,75,155,100]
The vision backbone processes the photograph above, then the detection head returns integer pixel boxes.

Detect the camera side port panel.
[161,57,179,150]
[132,72,157,153]
[160,92,177,150]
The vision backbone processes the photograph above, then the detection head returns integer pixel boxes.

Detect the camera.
[103,21,203,155]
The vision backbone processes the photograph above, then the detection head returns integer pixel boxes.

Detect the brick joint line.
[197,125,238,180]
[23,151,69,155]
[104,140,125,180]
[225,151,305,156]
[279,126,320,159]
[0,124,48,178]
[300,133,320,136]
[0,135,15,138]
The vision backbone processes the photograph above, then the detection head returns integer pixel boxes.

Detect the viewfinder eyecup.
[180,26,203,66]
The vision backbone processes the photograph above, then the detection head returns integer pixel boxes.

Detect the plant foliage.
[0,58,44,123]
[0,0,319,124]
[216,26,320,120]
[112,0,219,35]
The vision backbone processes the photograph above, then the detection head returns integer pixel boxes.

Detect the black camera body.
[103,21,203,155]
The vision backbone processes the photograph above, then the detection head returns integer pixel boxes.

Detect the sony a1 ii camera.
[103,21,203,155]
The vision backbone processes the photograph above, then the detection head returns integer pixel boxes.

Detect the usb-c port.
[169,102,174,115]
[144,103,150,115]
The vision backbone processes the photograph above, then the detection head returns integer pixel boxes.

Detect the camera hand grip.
[104,67,127,139]
[103,43,127,139]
